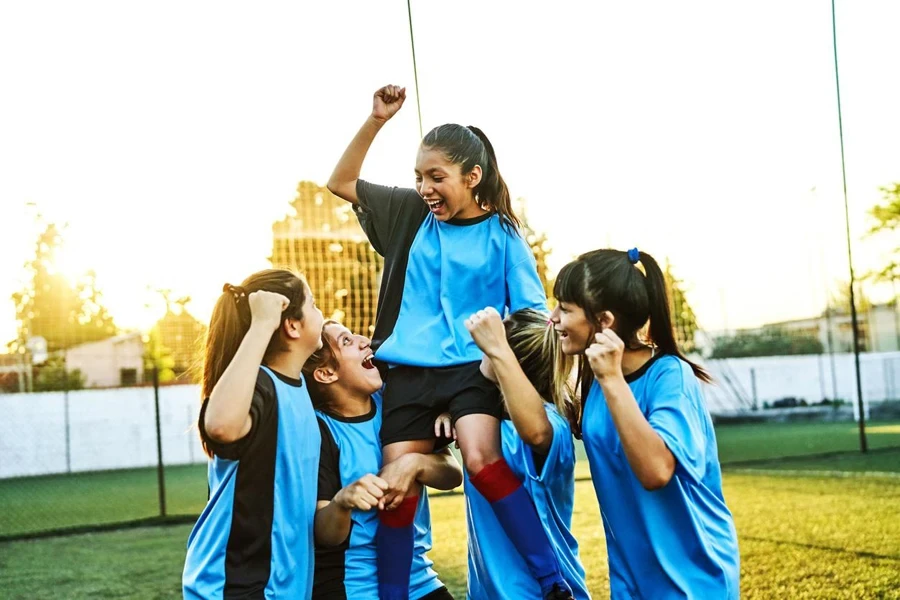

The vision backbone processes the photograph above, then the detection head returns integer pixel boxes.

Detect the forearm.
[204,324,271,442]
[314,501,353,547]
[415,450,463,491]
[490,348,553,451]
[600,376,675,490]
[327,116,385,203]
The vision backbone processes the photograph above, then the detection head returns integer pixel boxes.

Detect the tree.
[827,280,873,316]
[868,182,900,235]
[711,328,823,358]
[147,291,206,382]
[516,198,555,300]
[666,265,700,354]
[864,183,899,296]
[32,356,86,392]
[144,326,177,384]
[11,223,117,355]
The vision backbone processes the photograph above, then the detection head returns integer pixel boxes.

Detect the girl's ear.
[283,317,304,340]
[313,367,338,385]
[597,310,615,332]
[466,164,483,189]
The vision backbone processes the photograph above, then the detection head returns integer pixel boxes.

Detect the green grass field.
[1,421,899,598]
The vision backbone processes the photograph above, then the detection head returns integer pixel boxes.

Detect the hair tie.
[223,283,247,303]
[627,248,640,264]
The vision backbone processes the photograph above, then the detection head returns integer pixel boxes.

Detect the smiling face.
[414,147,485,221]
[550,301,595,356]
[321,322,382,396]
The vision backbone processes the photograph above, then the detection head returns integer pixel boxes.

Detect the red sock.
[469,458,522,503]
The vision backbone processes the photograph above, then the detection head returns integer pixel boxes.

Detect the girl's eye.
[433,177,443,183]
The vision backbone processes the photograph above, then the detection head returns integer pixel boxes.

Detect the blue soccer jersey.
[354,180,546,368]
[183,366,320,599]
[464,404,589,600]
[314,393,445,600]
[582,354,740,599]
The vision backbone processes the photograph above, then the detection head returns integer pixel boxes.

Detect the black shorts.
[380,362,502,446]
[421,586,455,600]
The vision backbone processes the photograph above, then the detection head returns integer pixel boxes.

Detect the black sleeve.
[531,446,548,475]
[198,369,274,460]
[354,179,428,256]
[317,418,343,502]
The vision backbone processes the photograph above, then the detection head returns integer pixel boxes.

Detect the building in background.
[766,302,899,354]
[64,333,144,388]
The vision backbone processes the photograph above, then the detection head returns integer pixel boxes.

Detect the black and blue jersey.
[314,392,445,600]
[183,366,320,599]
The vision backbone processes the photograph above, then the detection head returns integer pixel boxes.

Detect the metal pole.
[830,0,867,451]
[750,368,758,410]
[153,364,167,516]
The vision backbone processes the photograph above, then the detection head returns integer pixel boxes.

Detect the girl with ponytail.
[550,248,739,599]
[183,269,325,599]
[327,85,573,600]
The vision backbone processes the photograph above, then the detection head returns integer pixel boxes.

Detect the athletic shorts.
[380,362,502,446]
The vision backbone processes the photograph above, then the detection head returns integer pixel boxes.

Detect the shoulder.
[316,415,340,454]
[645,355,705,400]
[648,355,689,381]
[255,367,277,397]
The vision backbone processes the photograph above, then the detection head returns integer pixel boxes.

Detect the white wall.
[0,384,204,479]
[3,351,899,480]
[703,351,900,417]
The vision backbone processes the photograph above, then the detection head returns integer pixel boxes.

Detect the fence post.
[153,364,167,517]
[750,368,758,410]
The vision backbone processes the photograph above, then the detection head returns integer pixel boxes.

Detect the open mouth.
[424,198,446,213]
[556,329,569,340]
[362,354,376,370]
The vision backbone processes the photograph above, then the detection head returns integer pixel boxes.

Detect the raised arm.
[466,307,554,453]
[204,291,288,444]
[327,85,406,204]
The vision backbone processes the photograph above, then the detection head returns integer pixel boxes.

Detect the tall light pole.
[830,0,867,452]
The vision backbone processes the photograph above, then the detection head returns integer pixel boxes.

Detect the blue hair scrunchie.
[627,247,640,264]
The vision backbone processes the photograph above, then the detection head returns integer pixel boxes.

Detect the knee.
[463,447,500,476]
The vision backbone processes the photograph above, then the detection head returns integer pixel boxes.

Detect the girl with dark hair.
[302,320,460,600]
[551,248,739,599]
[183,269,325,599]
[327,85,572,600]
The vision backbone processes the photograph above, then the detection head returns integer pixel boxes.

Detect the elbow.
[520,425,553,451]
[448,466,464,489]
[325,177,340,196]
[639,464,675,491]
[326,177,353,202]
[439,459,464,490]
[203,413,242,444]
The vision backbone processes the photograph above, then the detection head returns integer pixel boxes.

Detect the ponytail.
[421,123,521,232]
[466,126,520,232]
[554,248,711,395]
[200,269,308,456]
[638,252,711,383]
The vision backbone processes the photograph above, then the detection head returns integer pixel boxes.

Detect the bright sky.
[1,0,898,348]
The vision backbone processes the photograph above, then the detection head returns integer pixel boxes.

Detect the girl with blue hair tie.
[550,248,740,600]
